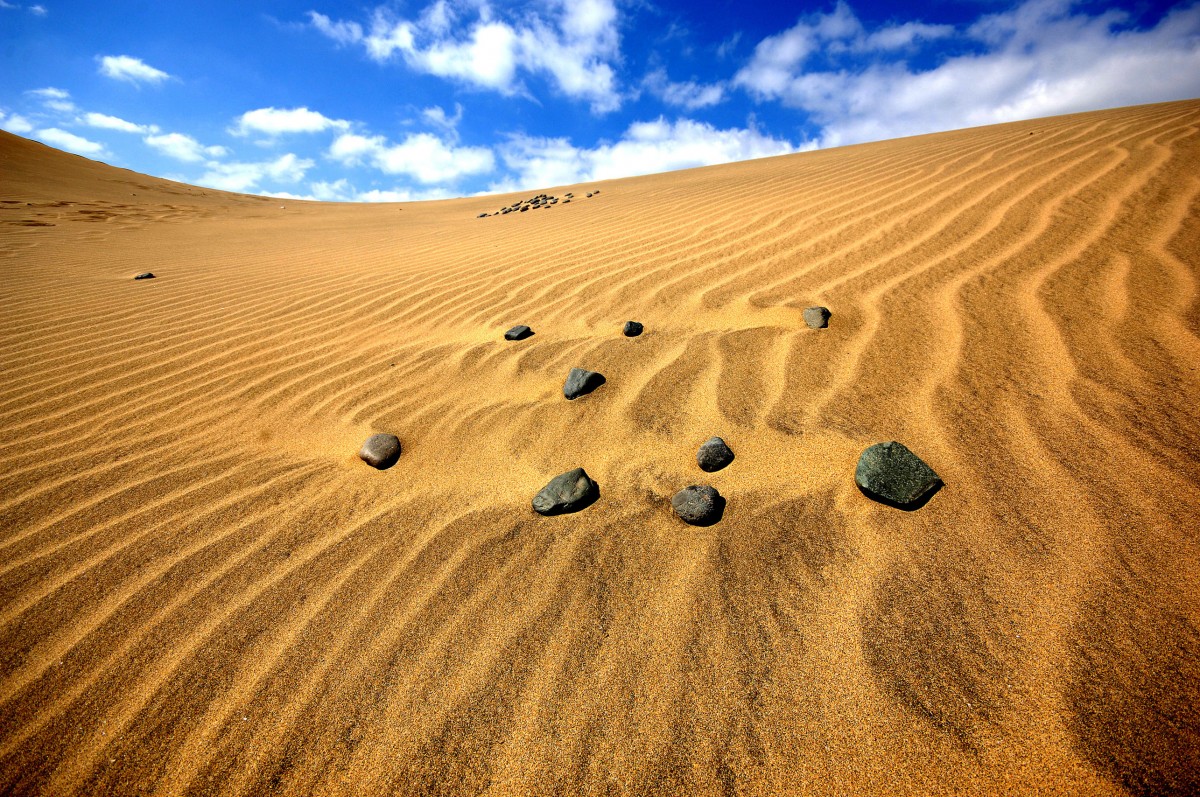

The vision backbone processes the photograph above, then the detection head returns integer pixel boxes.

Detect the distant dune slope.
[1,100,1198,796]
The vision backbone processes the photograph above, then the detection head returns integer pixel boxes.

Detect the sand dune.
[2,99,1199,796]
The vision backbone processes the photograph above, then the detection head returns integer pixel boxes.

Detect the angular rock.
[672,485,724,525]
[533,467,599,515]
[504,325,534,341]
[803,306,831,329]
[477,212,488,218]
[134,272,155,280]
[563,367,606,400]
[854,441,941,508]
[696,437,734,472]
[623,321,643,337]
[359,433,402,469]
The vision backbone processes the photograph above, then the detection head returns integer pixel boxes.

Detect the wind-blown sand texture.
[2,99,1199,796]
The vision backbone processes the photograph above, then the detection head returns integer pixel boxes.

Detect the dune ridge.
[2,100,1199,795]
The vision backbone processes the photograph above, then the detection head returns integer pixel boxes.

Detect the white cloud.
[643,69,726,110]
[328,130,494,184]
[36,127,106,156]
[308,178,452,202]
[491,117,800,192]
[145,132,227,162]
[0,112,34,133]
[311,0,623,112]
[421,102,463,136]
[736,0,1200,148]
[98,55,170,85]
[232,106,350,136]
[29,3,45,14]
[197,153,315,193]
[83,112,155,134]
[28,86,75,112]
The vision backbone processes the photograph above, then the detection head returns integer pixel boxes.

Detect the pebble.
[533,467,599,515]
[133,272,156,280]
[854,441,941,508]
[504,325,534,341]
[803,306,831,329]
[696,437,734,472]
[563,367,606,400]
[359,433,402,469]
[623,321,643,337]
[671,485,724,525]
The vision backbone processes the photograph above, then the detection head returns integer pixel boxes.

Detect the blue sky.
[2,0,1197,201]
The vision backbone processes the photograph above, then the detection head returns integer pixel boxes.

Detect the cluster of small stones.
[359,300,943,518]
[477,189,600,218]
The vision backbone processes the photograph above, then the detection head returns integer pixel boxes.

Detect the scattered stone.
[587,193,593,197]
[854,441,941,508]
[696,437,734,472]
[477,212,488,218]
[623,321,643,337]
[359,433,402,469]
[134,272,155,280]
[593,189,600,194]
[504,325,534,341]
[563,367,606,400]
[520,206,529,212]
[533,467,599,515]
[803,306,831,329]
[671,485,724,525]
[563,199,571,204]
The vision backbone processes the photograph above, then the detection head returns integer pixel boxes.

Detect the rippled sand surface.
[2,100,1199,796]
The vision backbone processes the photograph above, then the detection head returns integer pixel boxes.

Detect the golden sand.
[1,100,1199,796]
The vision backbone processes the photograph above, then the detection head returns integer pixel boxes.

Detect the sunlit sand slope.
[2,99,1199,796]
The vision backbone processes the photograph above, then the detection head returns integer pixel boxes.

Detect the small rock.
[359,433,401,469]
[854,441,941,508]
[587,193,593,197]
[520,206,529,212]
[533,467,599,515]
[134,272,155,280]
[563,367,606,400]
[477,212,488,218]
[803,306,831,329]
[563,199,571,204]
[623,321,643,337]
[593,189,600,194]
[696,437,734,472]
[504,325,534,341]
[672,485,724,525]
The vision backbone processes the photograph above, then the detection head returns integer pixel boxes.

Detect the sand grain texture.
[2,101,1200,796]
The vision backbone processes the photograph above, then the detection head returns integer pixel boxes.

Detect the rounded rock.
[803,306,831,329]
[671,485,724,525]
[623,321,643,337]
[563,367,606,400]
[533,467,599,515]
[359,433,402,469]
[696,437,734,472]
[854,441,941,508]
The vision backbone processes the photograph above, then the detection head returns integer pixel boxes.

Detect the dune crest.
[2,100,1199,796]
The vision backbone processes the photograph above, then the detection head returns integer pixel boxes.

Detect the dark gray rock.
[520,206,529,212]
[563,199,571,204]
[623,321,643,337]
[134,272,155,280]
[586,193,593,197]
[533,467,599,515]
[477,212,488,218]
[671,485,724,525]
[504,325,534,341]
[359,433,401,469]
[697,437,734,472]
[563,367,606,400]
[803,306,831,329]
[854,441,941,508]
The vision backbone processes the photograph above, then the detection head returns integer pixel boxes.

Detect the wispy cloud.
[27,86,75,112]
[643,69,725,110]
[145,132,227,162]
[198,153,315,192]
[310,0,624,113]
[36,127,105,156]
[736,0,1200,147]
[231,106,350,137]
[97,54,171,85]
[491,117,799,192]
[0,112,34,134]
[328,129,494,184]
[83,111,157,134]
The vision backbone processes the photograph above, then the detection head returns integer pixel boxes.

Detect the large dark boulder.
[359,433,402,469]
[696,437,734,472]
[803,306,831,329]
[854,441,941,508]
[671,485,725,525]
[533,467,599,515]
[504,325,534,341]
[563,367,606,400]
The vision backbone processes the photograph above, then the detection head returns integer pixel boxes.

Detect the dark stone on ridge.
[359,433,402,469]
[504,325,534,341]
[697,437,734,472]
[533,467,599,515]
[134,272,155,280]
[803,306,831,329]
[563,367,605,400]
[672,485,724,525]
[854,441,941,509]
[623,321,643,337]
